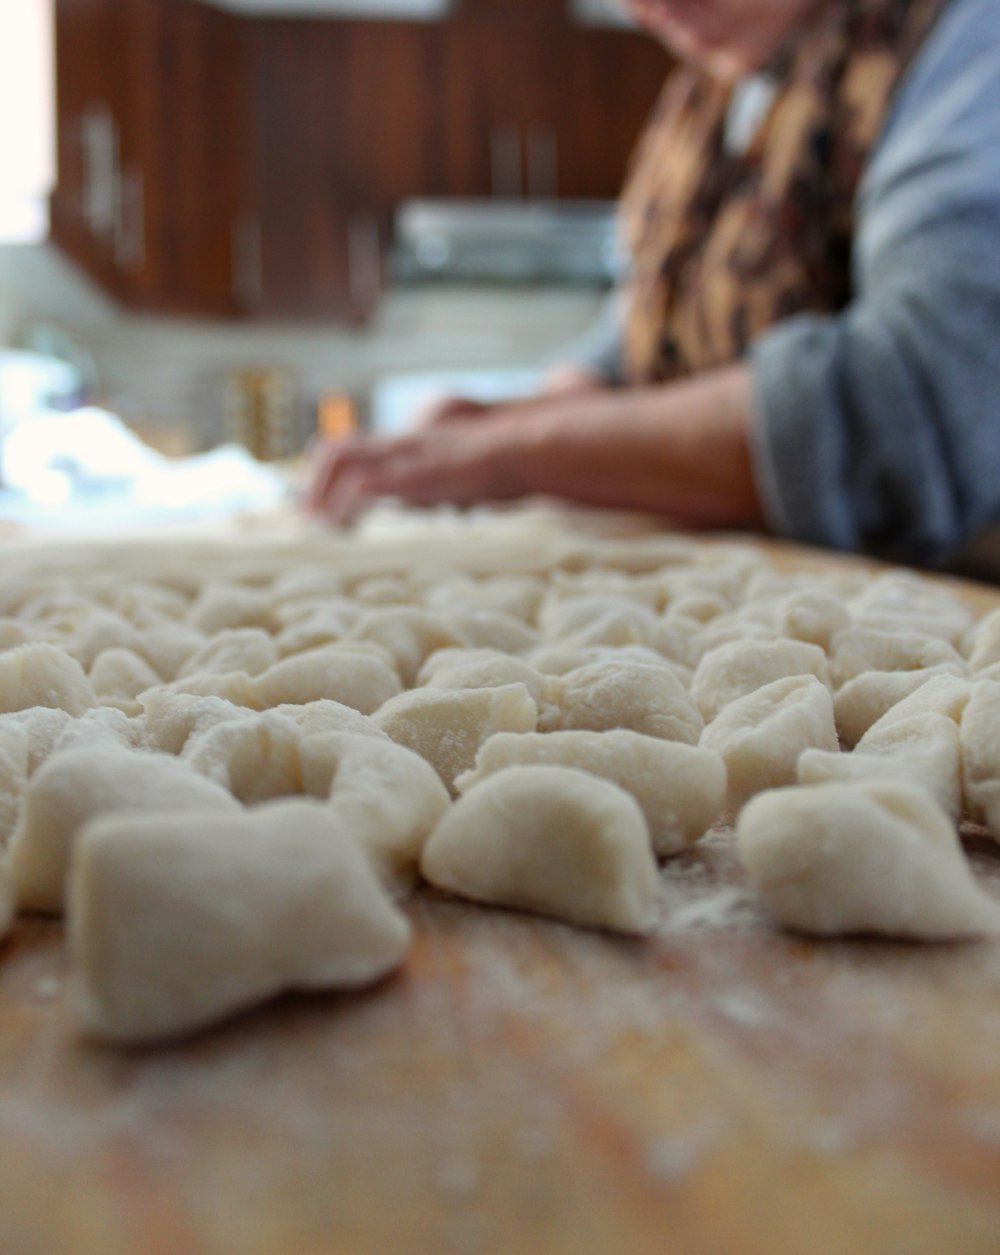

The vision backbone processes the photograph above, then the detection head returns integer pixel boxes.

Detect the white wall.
[0,0,55,243]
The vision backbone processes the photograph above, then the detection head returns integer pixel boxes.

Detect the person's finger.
[410,394,493,430]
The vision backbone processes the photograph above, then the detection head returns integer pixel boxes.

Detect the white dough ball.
[691,638,830,723]
[546,660,703,743]
[421,765,659,934]
[0,643,98,717]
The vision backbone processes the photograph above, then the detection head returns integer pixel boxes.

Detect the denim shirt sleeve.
[749,0,1000,566]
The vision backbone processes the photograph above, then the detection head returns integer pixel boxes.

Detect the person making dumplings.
[308,0,1000,570]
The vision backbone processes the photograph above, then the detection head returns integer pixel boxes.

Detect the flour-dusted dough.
[456,729,725,857]
[138,690,249,754]
[183,711,304,803]
[774,587,852,650]
[700,675,838,818]
[737,780,1000,939]
[70,798,412,1044]
[0,723,29,845]
[832,663,967,747]
[176,628,278,680]
[448,609,539,655]
[349,607,469,685]
[253,644,402,714]
[421,653,550,706]
[958,679,1000,833]
[89,648,163,706]
[691,638,830,723]
[132,623,207,681]
[160,670,261,708]
[9,746,239,914]
[799,712,962,820]
[421,765,658,934]
[186,584,278,635]
[827,626,963,689]
[0,643,98,717]
[299,731,450,894]
[271,698,389,741]
[546,660,703,743]
[0,619,32,652]
[856,672,972,743]
[373,683,537,792]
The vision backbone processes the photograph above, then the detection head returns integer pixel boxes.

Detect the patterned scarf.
[621,0,950,383]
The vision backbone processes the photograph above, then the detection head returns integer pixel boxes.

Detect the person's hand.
[409,393,496,430]
[306,415,530,525]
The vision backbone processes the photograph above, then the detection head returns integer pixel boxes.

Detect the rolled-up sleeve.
[749,0,1000,566]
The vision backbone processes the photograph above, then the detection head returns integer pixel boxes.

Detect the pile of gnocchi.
[1,512,999,1045]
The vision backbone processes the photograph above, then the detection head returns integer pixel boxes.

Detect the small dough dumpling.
[0,619,33,652]
[799,712,962,820]
[253,645,402,715]
[547,660,703,744]
[89,648,163,704]
[827,626,962,690]
[132,623,207,682]
[0,643,98,717]
[691,638,830,723]
[9,746,239,914]
[299,731,451,894]
[271,698,389,742]
[69,799,412,1044]
[138,690,248,755]
[0,723,29,845]
[159,670,261,709]
[374,683,537,793]
[447,610,539,655]
[349,608,468,686]
[183,712,304,804]
[539,596,658,649]
[176,628,279,681]
[700,675,838,818]
[856,673,971,743]
[421,765,658,934]
[959,679,1000,830]
[186,584,278,635]
[774,588,851,651]
[833,663,967,748]
[421,653,549,706]
[737,780,1000,940]
[966,608,1000,672]
[456,730,725,858]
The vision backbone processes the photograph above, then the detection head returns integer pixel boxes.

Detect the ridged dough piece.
[176,628,278,680]
[89,648,162,704]
[456,730,724,858]
[546,660,703,743]
[0,643,98,717]
[856,673,972,743]
[700,675,837,819]
[186,584,278,635]
[959,679,1000,830]
[827,626,962,690]
[798,712,962,820]
[9,746,239,914]
[253,645,402,714]
[421,654,549,707]
[738,781,1000,940]
[349,608,468,686]
[139,690,248,755]
[299,731,450,895]
[774,588,851,650]
[691,638,830,723]
[70,799,411,1045]
[183,712,304,803]
[421,765,658,934]
[373,683,537,793]
[833,663,967,748]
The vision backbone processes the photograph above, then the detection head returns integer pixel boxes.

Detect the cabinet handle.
[114,166,145,272]
[490,124,522,199]
[526,125,558,200]
[348,214,381,314]
[232,215,264,310]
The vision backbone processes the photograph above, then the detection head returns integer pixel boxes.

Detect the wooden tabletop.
[3,526,1000,1254]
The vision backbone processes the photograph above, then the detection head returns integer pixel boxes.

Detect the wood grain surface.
[3,528,1000,1254]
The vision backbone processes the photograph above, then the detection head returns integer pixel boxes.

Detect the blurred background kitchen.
[0,0,669,525]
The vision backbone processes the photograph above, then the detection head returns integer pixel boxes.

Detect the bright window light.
[0,0,55,244]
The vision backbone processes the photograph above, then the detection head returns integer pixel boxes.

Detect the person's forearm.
[517,362,765,526]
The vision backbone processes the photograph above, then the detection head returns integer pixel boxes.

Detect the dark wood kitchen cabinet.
[50,0,670,322]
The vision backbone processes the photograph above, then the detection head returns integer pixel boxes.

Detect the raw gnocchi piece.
[799,712,962,820]
[299,731,450,894]
[373,683,537,793]
[0,723,29,845]
[0,619,32,652]
[132,623,206,681]
[539,596,658,648]
[159,670,261,709]
[253,645,402,714]
[690,638,829,723]
[421,653,549,706]
[0,643,98,717]
[700,675,837,818]
[958,680,1000,830]
[421,765,658,934]
[176,628,278,680]
[855,673,972,743]
[349,608,468,686]
[271,699,388,741]
[827,626,962,689]
[89,648,162,703]
[737,781,1000,939]
[546,660,703,743]
[774,588,851,650]
[832,663,967,747]
[139,690,249,755]
[183,712,304,803]
[187,584,278,635]
[0,707,74,774]
[8,746,239,914]
[70,799,411,1044]
[456,729,725,857]
[445,610,538,656]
